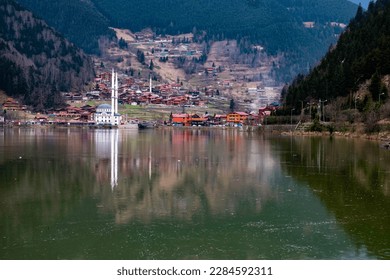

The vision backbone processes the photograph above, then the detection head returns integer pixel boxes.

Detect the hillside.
[91,0,357,48]
[91,0,357,54]
[16,0,115,54]
[284,0,390,111]
[14,0,358,83]
[90,0,357,81]
[0,0,95,110]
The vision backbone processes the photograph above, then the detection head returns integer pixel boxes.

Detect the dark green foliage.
[17,0,115,54]
[285,0,390,109]
[118,37,128,49]
[308,117,325,132]
[9,0,359,82]
[369,71,382,100]
[149,59,154,71]
[136,50,145,64]
[229,99,235,112]
[91,0,357,81]
[0,0,95,110]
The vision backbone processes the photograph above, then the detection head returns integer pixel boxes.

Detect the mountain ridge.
[0,0,95,110]
[16,0,115,54]
[16,0,359,82]
[91,0,357,54]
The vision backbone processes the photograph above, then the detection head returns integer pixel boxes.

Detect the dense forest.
[16,0,115,54]
[0,0,95,110]
[91,0,356,54]
[284,0,390,110]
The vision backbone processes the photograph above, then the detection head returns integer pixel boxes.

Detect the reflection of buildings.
[95,129,278,224]
[111,130,118,188]
[94,129,119,190]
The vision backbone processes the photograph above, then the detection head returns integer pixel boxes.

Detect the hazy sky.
[349,0,372,9]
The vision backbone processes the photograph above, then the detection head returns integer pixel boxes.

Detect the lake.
[0,127,389,259]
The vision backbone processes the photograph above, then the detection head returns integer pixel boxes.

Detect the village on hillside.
[1,28,283,128]
[0,81,279,128]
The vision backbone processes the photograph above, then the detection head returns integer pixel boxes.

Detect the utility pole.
[290,108,295,131]
[379,92,385,104]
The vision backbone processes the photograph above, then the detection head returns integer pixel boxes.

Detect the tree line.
[284,0,390,111]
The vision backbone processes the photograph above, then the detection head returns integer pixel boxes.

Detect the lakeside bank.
[2,120,390,145]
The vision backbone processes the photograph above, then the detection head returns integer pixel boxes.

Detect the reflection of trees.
[0,128,279,259]
[275,136,390,259]
[0,128,98,239]
[96,129,276,224]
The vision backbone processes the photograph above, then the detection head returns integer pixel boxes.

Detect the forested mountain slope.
[92,0,356,54]
[91,0,357,81]
[15,0,358,82]
[0,0,95,110]
[16,0,115,54]
[284,0,390,109]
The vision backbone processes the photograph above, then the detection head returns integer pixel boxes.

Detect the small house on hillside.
[2,98,26,111]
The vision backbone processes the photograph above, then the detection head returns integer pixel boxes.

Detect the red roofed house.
[171,113,189,126]
[2,98,27,111]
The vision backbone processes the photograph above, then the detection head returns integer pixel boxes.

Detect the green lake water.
[0,127,389,259]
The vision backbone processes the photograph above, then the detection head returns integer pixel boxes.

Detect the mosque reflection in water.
[92,129,276,224]
[1,128,389,259]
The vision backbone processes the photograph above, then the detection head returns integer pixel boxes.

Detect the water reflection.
[95,129,276,224]
[274,136,390,259]
[1,128,390,259]
[94,129,119,189]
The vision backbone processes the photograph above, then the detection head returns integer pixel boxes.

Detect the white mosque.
[94,69,121,126]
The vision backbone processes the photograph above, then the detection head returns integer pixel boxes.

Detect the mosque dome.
[96,104,111,112]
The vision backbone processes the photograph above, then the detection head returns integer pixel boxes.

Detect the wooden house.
[171,113,189,126]
[2,98,27,111]
[226,112,249,124]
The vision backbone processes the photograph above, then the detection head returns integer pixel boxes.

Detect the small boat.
[138,121,155,129]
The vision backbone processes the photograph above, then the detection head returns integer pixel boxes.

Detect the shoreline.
[278,130,390,143]
[2,122,390,143]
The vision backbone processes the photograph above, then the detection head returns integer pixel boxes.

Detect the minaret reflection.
[95,129,119,190]
[111,129,118,189]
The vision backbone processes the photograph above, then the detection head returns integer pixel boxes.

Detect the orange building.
[226,112,249,124]
[171,113,189,126]
[171,113,208,126]
[189,114,208,126]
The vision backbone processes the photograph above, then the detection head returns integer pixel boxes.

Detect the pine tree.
[369,71,381,101]
[229,99,235,112]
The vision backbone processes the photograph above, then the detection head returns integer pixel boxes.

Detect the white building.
[94,104,120,125]
[94,69,121,126]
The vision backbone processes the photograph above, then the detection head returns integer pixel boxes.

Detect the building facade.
[94,69,121,126]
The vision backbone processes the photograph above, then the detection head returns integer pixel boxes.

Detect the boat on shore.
[138,121,156,129]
